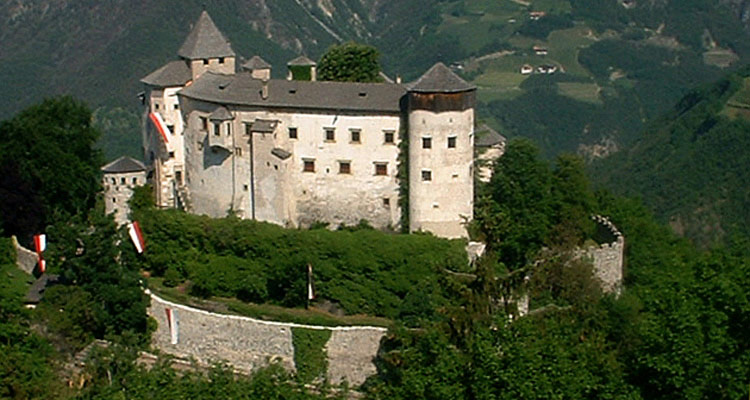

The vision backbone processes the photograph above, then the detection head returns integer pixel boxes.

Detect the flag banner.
[307,264,316,301]
[148,112,171,147]
[38,258,46,274]
[128,221,145,254]
[33,234,46,253]
[165,308,179,345]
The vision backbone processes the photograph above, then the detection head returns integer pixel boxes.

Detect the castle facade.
[141,11,489,238]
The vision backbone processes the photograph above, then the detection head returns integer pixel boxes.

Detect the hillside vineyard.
[140,11,501,238]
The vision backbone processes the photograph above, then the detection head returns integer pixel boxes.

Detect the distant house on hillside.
[537,64,558,74]
[529,11,546,20]
[520,64,534,75]
[533,46,548,56]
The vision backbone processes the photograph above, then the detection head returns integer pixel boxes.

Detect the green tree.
[0,97,103,240]
[318,42,383,83]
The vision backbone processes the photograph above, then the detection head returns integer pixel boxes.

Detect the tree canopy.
[318,42,382,83]
[0,97,103,240]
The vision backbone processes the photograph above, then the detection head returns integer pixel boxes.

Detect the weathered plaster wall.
[181,100,403,229]
[408,108,474,238]
[147,292,387,386]
[476,144,505,183]
[146,87,186,208]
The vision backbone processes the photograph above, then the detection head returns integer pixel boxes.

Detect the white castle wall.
[102,170,146,226]
[181,100,402,229]
[147,291,386,386]
[408,108,474,238]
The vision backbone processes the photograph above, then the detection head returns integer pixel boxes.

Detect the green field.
[558,82,602,104]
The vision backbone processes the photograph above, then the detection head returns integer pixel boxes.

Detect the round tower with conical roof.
[407,63,476,238]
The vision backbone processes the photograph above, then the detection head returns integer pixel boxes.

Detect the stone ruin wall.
[12,236,38,275]
[148,291,386,386]
[582,215,625,294]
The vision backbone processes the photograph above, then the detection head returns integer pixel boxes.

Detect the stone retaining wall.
[148,291,386,386]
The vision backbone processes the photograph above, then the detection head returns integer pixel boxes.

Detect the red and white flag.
[128,221,145,254]
[148,112,171,147]
[307,264,316,301]
[33,234,46,273]
[165,308,179,344]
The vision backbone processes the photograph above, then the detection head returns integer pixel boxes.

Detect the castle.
[137,11,502,238]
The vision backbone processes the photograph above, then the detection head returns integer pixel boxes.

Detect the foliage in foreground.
[130,196,468,321]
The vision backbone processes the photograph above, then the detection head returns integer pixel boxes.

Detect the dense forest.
[1,96,749,398]
[592,65,750,247]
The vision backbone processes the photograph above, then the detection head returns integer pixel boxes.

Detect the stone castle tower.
[407,63,476,238]
[140,11,483,238]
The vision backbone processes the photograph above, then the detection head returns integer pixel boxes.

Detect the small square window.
[169,151,175,159]
[303,160,315,172]
[289,127,298,139]
[200,117,208,131]
[375,163,388,176]
[245,123,252,135]
[132,177,138,185]
[219,57,225,64]
[339,161,351,174]
[174,104,179,110]
[383,198,390,208]
[203,59,209,65]
[350,129,361,143]
[168,125,175,135]
[421,170,432,181]
[213,122,221,136]
[235,147,242,156]
[325,128,335,142]
[154,103,160,110]
[121,177,126,184]
[384,131,395,144]
[422,137,432,149]
[448,136,457,148]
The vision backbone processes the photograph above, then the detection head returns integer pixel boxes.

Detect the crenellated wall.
[147,291,386,386]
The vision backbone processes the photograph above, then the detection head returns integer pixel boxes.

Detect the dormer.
[178,11,236,80]
[242,56,271,80]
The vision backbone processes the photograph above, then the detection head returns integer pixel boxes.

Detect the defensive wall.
[12,236,38,275]
[581,215,625,294]
[147,291,386,386]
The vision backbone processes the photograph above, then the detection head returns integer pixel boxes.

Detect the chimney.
[396,75,402,84]
[261,79,269,100]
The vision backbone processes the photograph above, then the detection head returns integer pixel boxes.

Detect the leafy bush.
[292,328,331,383]
[132,208,468,320]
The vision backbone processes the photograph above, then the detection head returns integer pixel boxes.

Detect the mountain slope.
[591,66,750,246]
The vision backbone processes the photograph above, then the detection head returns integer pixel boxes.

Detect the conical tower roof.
[242,55,271,70]
[178,11,235,60]
[408,62,475,93]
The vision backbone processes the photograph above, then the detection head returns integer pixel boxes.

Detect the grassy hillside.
[591,66,750,246]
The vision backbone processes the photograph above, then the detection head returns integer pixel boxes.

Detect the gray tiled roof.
[141,60,192,87]
[287,55,316,66]
[475,124,506,147]
[251,119,277,133]
[408,62,476,93]
[178,11,235,60]
[271,148,292,160]
[242,56,271,70]
[209,106,233,121]
[179,72,406,113]
[101,156,146,173]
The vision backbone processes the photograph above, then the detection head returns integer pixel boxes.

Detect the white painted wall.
[408,108,474,238]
